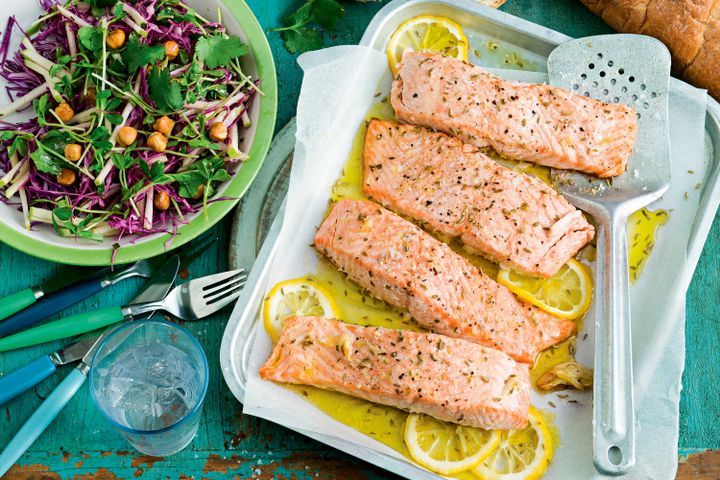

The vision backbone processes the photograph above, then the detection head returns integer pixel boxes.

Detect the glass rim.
[88,318,210,436]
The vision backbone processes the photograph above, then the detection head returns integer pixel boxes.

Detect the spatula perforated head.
[547,34,672,211]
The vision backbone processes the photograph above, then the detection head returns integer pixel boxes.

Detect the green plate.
[0,0,277,265]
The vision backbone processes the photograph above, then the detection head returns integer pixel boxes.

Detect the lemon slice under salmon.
[404,413,500,475]
[471,408,554,480]
[386,15,469,76]
[263,278,340,342]
[497,259,593,320]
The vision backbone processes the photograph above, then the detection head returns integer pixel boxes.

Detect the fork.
[124,269,247,320]
[0,270,247,352]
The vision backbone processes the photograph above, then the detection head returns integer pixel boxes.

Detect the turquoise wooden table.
[1,1,718,478]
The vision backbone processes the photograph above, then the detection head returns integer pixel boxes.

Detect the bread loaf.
[582,0,720,99]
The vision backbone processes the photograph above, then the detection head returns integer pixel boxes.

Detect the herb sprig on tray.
[0,0,261,248]
[272,0,345,54]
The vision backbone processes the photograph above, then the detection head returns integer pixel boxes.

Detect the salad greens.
[0,0,261,248]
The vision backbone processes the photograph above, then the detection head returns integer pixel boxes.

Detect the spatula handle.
[593,212,635,474]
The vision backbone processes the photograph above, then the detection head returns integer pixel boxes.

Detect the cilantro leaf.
[147,68,184,112]
[111,152,138,171]
[282,28,322,55]
[122,38,166,72]
[90,126,113,152]
[30,146,64,175]
[9,137,28,157]
[195,34,248,69]
[313,0,343,30]
[78,26,103,52]
[272,0,344,54]
[284,2,313,27]
[31,130,72,174]
[166,157,229,198]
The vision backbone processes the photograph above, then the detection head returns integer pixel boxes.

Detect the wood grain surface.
[0,0,717,478]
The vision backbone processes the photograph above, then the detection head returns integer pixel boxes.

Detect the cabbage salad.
[0,0,260,244]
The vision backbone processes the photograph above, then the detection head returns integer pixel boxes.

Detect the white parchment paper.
[243,46,708,480]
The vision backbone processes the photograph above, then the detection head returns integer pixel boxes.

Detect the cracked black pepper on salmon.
[391,51,637,178]
[363,119,595,278]
[313,199,575,363]
[260,316,531,429]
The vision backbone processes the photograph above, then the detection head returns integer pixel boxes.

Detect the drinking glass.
[89,319,209,456]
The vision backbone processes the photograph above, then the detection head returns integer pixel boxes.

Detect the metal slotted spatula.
[547,34,672,475]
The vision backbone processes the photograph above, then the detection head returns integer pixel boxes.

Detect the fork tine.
[199,269,245,292]
[204,274,248,304]
[203,272,247,298]
[204,280,246,310]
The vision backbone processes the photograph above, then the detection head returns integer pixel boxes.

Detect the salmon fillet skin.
[313,199,574,363]
[260,316,531,429]
[391,51,637,178]
[363,119,595,278]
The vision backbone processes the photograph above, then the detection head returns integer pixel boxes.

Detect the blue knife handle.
[0,356,57,406]
[0,277,104,338]
[0,368,86,477]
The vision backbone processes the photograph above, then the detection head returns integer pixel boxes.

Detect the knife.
[0,266,98,321]
[0,257,171,337]
[0,233,215,336]
[0,333,99,406]
[0,322,134,476]
[0,255,180,352]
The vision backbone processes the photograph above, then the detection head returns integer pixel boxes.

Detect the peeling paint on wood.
[677,450,720,479]
[71,468,120,480]
[202,454,245,474]
[4,464,61,480]
[130,455,163,468]
[257,451,382,480]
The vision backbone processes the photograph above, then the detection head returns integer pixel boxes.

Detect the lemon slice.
[472,408,554,480]
[404,414,500,475]
[387,15,469,75]
[263,278,340,342]
[497,259,593,320]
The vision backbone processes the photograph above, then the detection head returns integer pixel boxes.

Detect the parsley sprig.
[272,0,344,54]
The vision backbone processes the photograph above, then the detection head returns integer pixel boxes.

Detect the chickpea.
[106,29,126,49]
[147,132,167,152]
[153,190,170,211]
[55,102,74,123]
[64,143,83,162]
[117,126,138,147]
[164,40,180,60]
[208,122,228,142]
[152,115,174,136]
[56,168,76,186]
[192,183,204,200]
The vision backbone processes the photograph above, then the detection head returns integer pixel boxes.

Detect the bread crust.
[582,0,720,98]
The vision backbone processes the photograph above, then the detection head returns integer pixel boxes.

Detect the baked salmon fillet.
[363,119,595,278]
[391,51,637,178]
[260,316,530,429]
[314,199,574,363]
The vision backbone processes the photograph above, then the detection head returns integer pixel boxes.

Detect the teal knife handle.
[0,356,57,406]
[0,288,37,321]
[0,306,126,352]
[0,368,87,477]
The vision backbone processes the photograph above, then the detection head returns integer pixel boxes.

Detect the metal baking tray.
[220,0,720,477]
